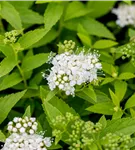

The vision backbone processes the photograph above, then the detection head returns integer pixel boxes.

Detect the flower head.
[112,4,135,27]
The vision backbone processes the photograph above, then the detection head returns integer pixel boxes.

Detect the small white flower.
[13,117,19,123]
[16,123,21,128]
[20,127,25,133]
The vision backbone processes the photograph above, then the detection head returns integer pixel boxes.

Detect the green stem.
[13,47,27,88]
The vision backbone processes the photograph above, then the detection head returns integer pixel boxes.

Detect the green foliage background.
[0,0,135,149]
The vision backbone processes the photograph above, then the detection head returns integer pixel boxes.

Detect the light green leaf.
[125,94,135,109]
[36,0,63,4]
[77,33,91,47]
[23,105,31,118]
[128,28,135,38]
[109,89,119,106]
[0,90,26,124]
[114,80,127,101]
[86,102,114,115]
[93,40,118,49]
[9,1,33,9]
[44,3,64,31]
[18,29,49,50]
[32,28,57,48]
[64,1,91,21]
[0,72,22,91]
[102,62,116,76]
[64,17,115,39]
[0,130,6,141]
[100,118,135,137]
[42,101,63,123]
[76,86,97,103]
[101,77,114,85]
[118,72,135,80]
[99,115,107,128]
[16,7,44,25]
[0,1,22,29]
[22,53,49,72]
[0,57,17,78]
[0,44,14,57]
[87,1,116,18]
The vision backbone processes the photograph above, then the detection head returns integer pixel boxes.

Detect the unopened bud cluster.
[119,41,135,64]
[112,4,135,27]
[102,133,132,150]
[4,30,20,44]
[59,40,76,52]
[52,112,103,149]
[2,117,52,150]
[43,40,102,96]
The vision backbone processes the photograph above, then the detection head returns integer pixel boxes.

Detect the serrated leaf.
[36,0,63,4]
[0,57,16,78]
[0,130,6,141]
[114,80,127,101]
[109,89,119,106]
[23,105,31,118]
[32,28,57,48]
[64,1,91,21]
[22,53,49,72]
[0,72,22,91]
[125,94,135,109]
[100,118,135,137]
[0,1,22,29]
[87,1,116,18]
[86,102,114,115]
[118,72,135,80]
[44,3,64,31]
[49,96,77,116]
[42,101,63,123]
[76,86,97,103]
[64,17,115,39]
[18,29,49,50]
[0,90,26,124]
[93,40,118,49]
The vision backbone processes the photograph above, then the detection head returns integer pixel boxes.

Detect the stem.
[13,47,28,88]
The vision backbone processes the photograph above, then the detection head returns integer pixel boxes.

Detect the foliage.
[0,1,135,150]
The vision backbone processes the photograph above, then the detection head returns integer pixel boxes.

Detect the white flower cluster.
[2,133,52,150]
[112,4,135,27]
[44,51,102,96]
[2,117,52,150]
[7,117,37,135]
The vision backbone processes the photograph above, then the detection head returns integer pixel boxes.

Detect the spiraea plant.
[1,1,135,150]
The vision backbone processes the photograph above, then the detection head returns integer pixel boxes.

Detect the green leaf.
[36,0,63,4]
[0,57,17,78]
[102,62,116,76]
[101,77,114,85]
[42,101,63,123]
[128,28,135,38]
[64,1,91,21]
[0,130,6,141]
[99,115,107,128]
[64,17,115,39]
[125,94,135,109]
[76,86,97,103]
[49,96,77,116]
[18,29,49,50]
[9,1,33,9]
[0,1,22,29]
[114,80,127,101]
[16,7,44,25]
[109,89,119,106]
[23,105,31,118]
[93,40,118,49]
[87,1,116,18]
[86,102,114,115]
[0,72,22,91]
[22,53,49,72]
[100,118,135,137]
[44,3,64,31]
[32,28,57,48]
[0,90,26,124]
[118,72,135,80]
[0,44,14,57]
